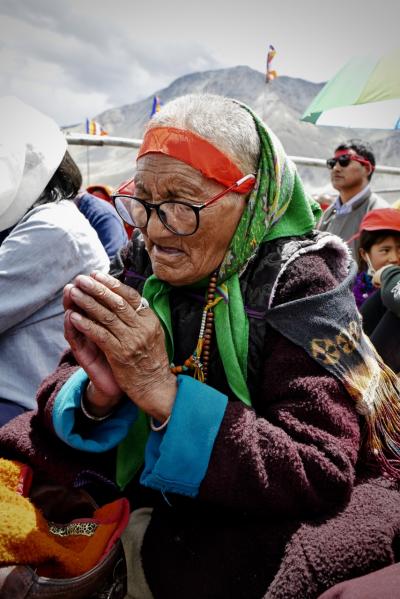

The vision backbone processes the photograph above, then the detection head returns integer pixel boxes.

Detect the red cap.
[87,184,113,200]
[347,208,400,243]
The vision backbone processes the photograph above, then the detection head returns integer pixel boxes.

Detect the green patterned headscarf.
[210,103,321,403]
[116,103,321,488]
[219,103,320,280]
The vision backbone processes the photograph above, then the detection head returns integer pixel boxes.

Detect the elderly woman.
[1,94,400,599]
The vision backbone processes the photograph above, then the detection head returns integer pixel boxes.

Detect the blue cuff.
[140,375,228,497]
[53,368,138,452]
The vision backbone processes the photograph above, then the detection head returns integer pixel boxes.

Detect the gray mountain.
[67,65,399,197]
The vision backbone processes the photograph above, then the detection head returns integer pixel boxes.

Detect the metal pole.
[65,134,400,177]
[86,146,90,186]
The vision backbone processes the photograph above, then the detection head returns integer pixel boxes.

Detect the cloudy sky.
[1,0,399,125]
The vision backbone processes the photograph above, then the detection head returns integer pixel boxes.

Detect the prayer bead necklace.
[170,270,221,383]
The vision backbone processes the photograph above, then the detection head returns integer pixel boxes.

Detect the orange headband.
[137,126,255,194]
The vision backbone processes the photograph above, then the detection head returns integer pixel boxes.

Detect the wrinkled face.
[134,154,247,286]
[330,149,371,196]
[361,235,400,271]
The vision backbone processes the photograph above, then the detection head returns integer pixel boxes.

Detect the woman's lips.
[152,244,184,257]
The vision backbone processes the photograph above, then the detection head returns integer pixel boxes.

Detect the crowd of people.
[0,93,400,599]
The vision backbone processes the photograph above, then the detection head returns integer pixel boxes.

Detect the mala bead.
[170,269,220,383]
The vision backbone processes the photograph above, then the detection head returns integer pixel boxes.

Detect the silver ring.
[135,297,149,313]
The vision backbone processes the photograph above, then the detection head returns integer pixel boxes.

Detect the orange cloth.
[0,458,129,578]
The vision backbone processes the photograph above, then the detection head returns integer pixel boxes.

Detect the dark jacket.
[0,236,398,599]
[360,265,400,373]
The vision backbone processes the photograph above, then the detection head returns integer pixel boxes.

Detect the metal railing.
[65,133,400,177]
[66,133,143,149]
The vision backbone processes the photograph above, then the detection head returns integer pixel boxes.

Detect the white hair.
[146,94,260,175]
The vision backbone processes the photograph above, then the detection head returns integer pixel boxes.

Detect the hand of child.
[372,264,393,288]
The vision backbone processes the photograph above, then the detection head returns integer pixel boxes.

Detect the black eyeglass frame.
[111,174,255,237]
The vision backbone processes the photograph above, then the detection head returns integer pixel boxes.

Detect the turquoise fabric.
[53,368,137,452]
[140,375,228,497]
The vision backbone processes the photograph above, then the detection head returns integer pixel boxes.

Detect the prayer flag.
[150,96,163,118]
[301,48,400,129]
[85,118,108,136]
[266,45,278,83]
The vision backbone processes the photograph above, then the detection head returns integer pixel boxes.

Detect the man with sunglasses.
[318,140,388,258]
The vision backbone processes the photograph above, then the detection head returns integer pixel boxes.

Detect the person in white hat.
[0,96,109,425]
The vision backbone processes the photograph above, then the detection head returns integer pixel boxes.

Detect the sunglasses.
[326,154,372,170]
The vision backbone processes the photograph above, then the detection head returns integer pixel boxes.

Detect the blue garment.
[53,368,138,452]
[53,372,228,497]
[0,399,26,427]
[76,193,128,258]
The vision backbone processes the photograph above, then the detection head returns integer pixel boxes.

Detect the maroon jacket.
[0,246,398,598]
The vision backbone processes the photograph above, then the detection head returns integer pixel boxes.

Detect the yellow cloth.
[0,458,129,578]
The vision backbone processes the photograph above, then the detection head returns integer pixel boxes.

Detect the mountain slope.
[67,65,399,196]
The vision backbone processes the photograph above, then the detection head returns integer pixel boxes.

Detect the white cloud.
[0,0,399,124]
[0,3,221,124]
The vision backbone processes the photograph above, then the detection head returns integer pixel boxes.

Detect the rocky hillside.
[66,65,400,198]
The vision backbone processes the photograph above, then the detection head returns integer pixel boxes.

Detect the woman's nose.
[146,207,168,237]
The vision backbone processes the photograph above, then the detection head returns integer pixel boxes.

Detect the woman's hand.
[63,272,176,421]
[64,283,124,417]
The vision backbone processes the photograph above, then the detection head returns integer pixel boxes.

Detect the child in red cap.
[349,208,400,373]
[349,208,400,308]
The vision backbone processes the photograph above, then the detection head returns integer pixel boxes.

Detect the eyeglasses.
[326,154,372,170]
[112,174,255,236]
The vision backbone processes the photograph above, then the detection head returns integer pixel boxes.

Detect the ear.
[364,163,373,178]
[359,248,367,263]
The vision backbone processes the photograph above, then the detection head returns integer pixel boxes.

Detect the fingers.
[69,285,131,341]
[64,308,89,358]
[72,273,142,327]
[65,272,157,364]
[63,284,75,311]
[91,271,143,307]
[69,309,118,354]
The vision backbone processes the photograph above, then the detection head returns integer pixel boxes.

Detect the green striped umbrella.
[302,48,400,129]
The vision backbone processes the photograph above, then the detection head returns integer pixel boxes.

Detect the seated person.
[348,208,400,372]
[0,96,109,427]
[87,183,134,238]
[351,208,400,308]
[1,94,400,598]
[365,261,400,374]
[74,188,128,258]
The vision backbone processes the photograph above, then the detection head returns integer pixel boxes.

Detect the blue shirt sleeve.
[78,193,128,258]
[140,375,228,497]
[52,368,137,452]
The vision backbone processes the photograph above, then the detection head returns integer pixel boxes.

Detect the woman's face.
[134,154,247,286]
[360,234,400,271]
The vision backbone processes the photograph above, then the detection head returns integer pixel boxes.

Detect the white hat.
[0,96,67,232]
